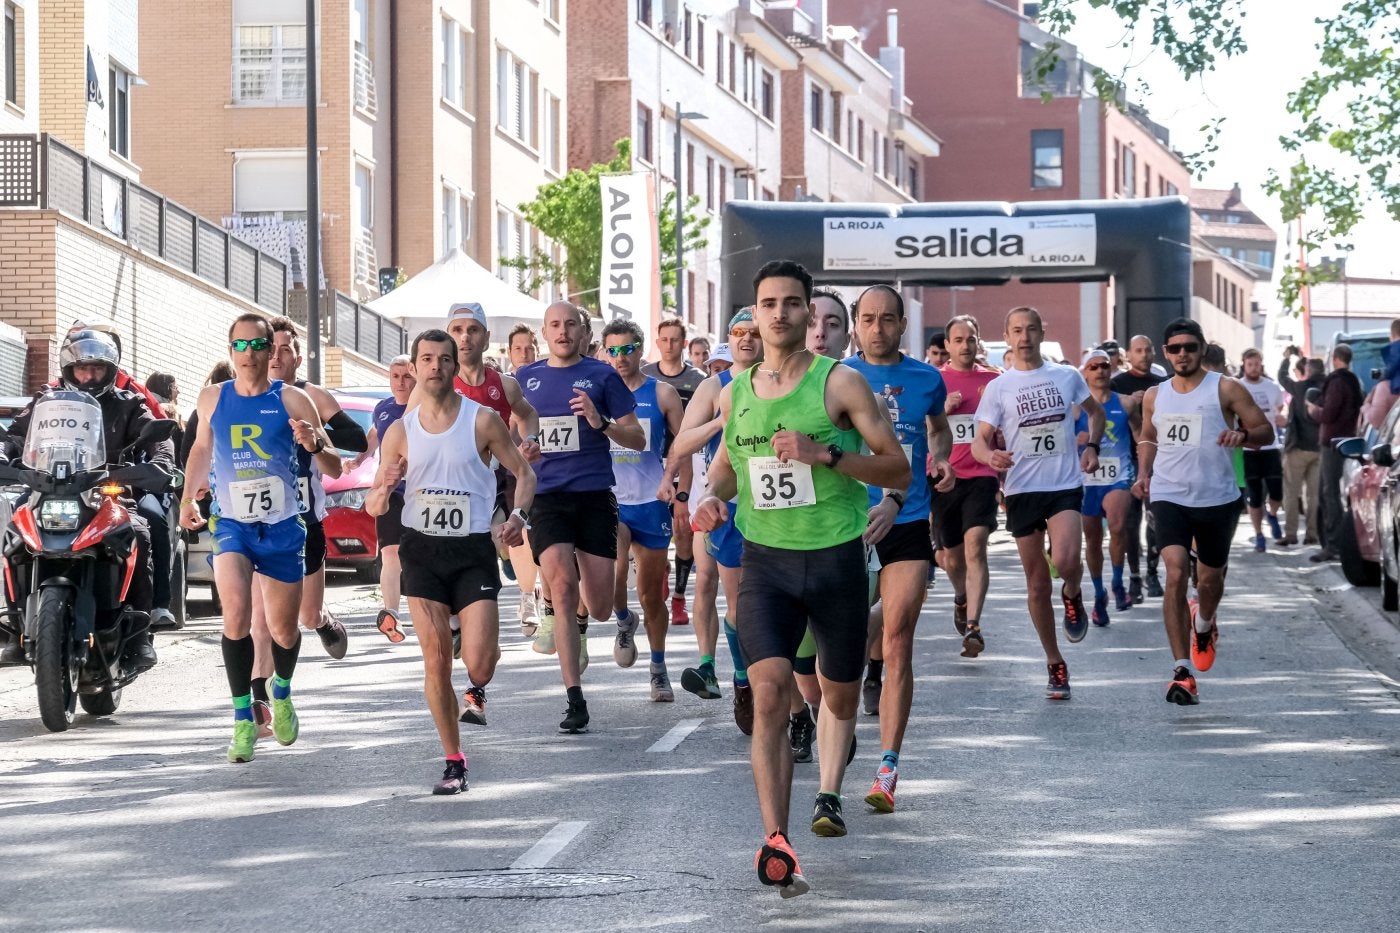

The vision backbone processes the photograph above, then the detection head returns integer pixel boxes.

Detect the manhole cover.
[345,869,705,900]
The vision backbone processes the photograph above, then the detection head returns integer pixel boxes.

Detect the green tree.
[501,138,711,312]
[1036,0,1399,310]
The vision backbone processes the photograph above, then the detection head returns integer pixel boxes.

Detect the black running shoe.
[960,623,985,658]
[1062,586,1088,643]
[790,709,815,763]
[316,615,348,660]
[1146,572,1164,599]
[559,698,589,734]
[861,676,881,716]
[734,684,755,736]
[810,793,847,837]
[1130,576,1144,605]
[953,597,968,635]
[847,732,858,766]
[459,686,487,725]
[432,760,467,795]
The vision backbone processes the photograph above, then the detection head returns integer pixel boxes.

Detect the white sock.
[1174,658,1192,672]
[1194,612,1215,634]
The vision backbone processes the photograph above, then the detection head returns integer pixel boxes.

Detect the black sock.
[866,659,884,682]
[575,613,588,632]
[674,557,693,596]
[250,677,269,703]
[566,685,584,704]
[271,633,302,682]
[221,635,255,697]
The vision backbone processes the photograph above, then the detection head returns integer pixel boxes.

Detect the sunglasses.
[1163,342,1201,355]
[230,337,271,352]
[605,343,640,357]
[729,327,759,339]
[1084,362,1110,372]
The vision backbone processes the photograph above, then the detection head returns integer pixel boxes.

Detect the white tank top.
[1150,371,1241,508]
[402,398,497,537]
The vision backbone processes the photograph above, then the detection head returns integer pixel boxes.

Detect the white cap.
[1150,362,1168,377]
[1080,348,1110,369]
[447,301,487,329]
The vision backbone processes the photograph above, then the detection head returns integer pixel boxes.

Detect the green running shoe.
[272,697,300,746]
[227,719,257,763]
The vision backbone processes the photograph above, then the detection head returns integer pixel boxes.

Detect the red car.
[1340,399,1400,588]
[322,393,387,582]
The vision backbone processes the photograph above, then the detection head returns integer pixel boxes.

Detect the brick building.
[829,0,1255,356]
[133,0,567,308]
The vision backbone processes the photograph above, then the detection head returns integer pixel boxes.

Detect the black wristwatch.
[885,490,905,509]
[597,414,615,429]
[1085,441,1101,453]
[826,444,845,467]
[674,491,690,503]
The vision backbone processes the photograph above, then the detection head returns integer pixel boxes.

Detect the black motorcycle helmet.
[59,329,121,396]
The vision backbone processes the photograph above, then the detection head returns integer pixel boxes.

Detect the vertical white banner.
[599,173,662,340]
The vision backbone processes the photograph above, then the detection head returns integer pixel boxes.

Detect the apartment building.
[133,0,566,306]
[830,0,1218,353]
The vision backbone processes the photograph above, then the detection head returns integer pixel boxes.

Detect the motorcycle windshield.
[21,390,106,474]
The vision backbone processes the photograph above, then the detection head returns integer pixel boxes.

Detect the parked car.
[323,394,383,582]
[1333,329,1391,395]
[0,396,32,432]
[1336,398,1400,610]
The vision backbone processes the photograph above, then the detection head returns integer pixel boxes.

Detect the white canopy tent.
[368,250,547,347]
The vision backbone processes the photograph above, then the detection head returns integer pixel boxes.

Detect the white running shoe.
[519,592,540,637]
[650,667,674,702]
[613,609,640,668]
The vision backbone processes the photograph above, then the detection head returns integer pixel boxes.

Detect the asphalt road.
[1,527,1398,932]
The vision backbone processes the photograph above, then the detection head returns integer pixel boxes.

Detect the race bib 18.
[747,457,817,510]
[296,476,312,514]
[611,417,650,455]
[538,416,580,453]
[1084,456,1122,487]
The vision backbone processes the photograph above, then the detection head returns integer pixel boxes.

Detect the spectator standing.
[1309,344,1364,562]
[1277,349,1324,546]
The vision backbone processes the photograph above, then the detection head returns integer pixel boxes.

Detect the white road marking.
[646,718,704,753]
[510,820,588,869]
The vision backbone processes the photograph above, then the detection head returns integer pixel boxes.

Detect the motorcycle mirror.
[1334,436,1368,461]
[1372,443,1396,468]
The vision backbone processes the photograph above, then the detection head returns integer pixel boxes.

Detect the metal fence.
[0,134,286,314]
[288,289,406,368]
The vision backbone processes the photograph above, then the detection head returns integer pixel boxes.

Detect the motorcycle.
[0,390,176,732]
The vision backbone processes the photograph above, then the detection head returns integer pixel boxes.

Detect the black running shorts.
[303,520,327,575]
[930,475,1000,548]
[874,518,935,566]
[1150,497,1244,569]
[1242,449,1283,508]
[737,537,868,684]
[375,491,405,549]
[528,490,619,563]
[399,530,501,614]
[1003,486,1083,539]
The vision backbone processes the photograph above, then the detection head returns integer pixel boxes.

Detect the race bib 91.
[228,476,285,522]
[948,414,976,446]
[1158,413,1202,449]
[748,457,816,510]
[1017,422,1065,460]
[410,492,472,536]
[538,416,580,453]
[1084,456,1122,487]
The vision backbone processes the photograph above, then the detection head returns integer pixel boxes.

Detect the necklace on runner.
[759,348,811,379]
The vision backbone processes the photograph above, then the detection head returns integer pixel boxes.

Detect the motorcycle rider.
[0,329,174,670]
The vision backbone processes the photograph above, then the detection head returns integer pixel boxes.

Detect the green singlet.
[724,354,867,549]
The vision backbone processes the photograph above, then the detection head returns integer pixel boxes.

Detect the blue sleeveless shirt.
[209,380,301,525]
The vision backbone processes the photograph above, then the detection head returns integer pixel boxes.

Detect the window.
[1218,246,1233,259]
[496,208,528,284]
[742,49,754,103]
[355,163,373,229]
[727,40,736,92]
[637,0,652,27]
[908,160,919,198]
[682,8,692,59]
[496,48,536,145]
[705,155,715,210]
[830,93,841,144]
[4,2,17,106]
[544,0,561,23]
[696,18,704,69]
[810,85,824,134]
[857,118,866,161]
[760,70,775,121]
[718,165,727,206]
[441,17,473,112]
[543,92,561,172]
[108,66,131,158]
[1226,213,1242,224]
[234,24,307,104]
[636,102,653,163]
[686,143,695,197]
[1258,250,1274,268]
[1121,146,1136,197]
[872,130,881,174]
[1164,181,1179,197]
[707,282,716,336]
[715,32,724,86]
[1030,129,1063,188]
[442,185,471,255]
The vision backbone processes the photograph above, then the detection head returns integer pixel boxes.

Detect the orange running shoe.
[755,831,809,898]
[1166,667,1199,705]
[1191,617,1219,672]
[864,766,898,813]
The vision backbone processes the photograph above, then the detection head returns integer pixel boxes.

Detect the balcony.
[353,44,378,117]
[353,226,378,296]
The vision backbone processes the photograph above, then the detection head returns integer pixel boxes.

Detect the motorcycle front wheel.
[34,588,78,732]
[79,688,122,717]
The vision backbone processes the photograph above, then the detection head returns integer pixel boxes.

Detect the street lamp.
[673,101,707,321]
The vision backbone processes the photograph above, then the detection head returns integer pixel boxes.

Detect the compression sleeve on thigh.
[793,624,818,675]
[325,410,368,452]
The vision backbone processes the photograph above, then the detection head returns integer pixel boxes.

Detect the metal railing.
[353,45,378,117]
[0,134,286,314]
